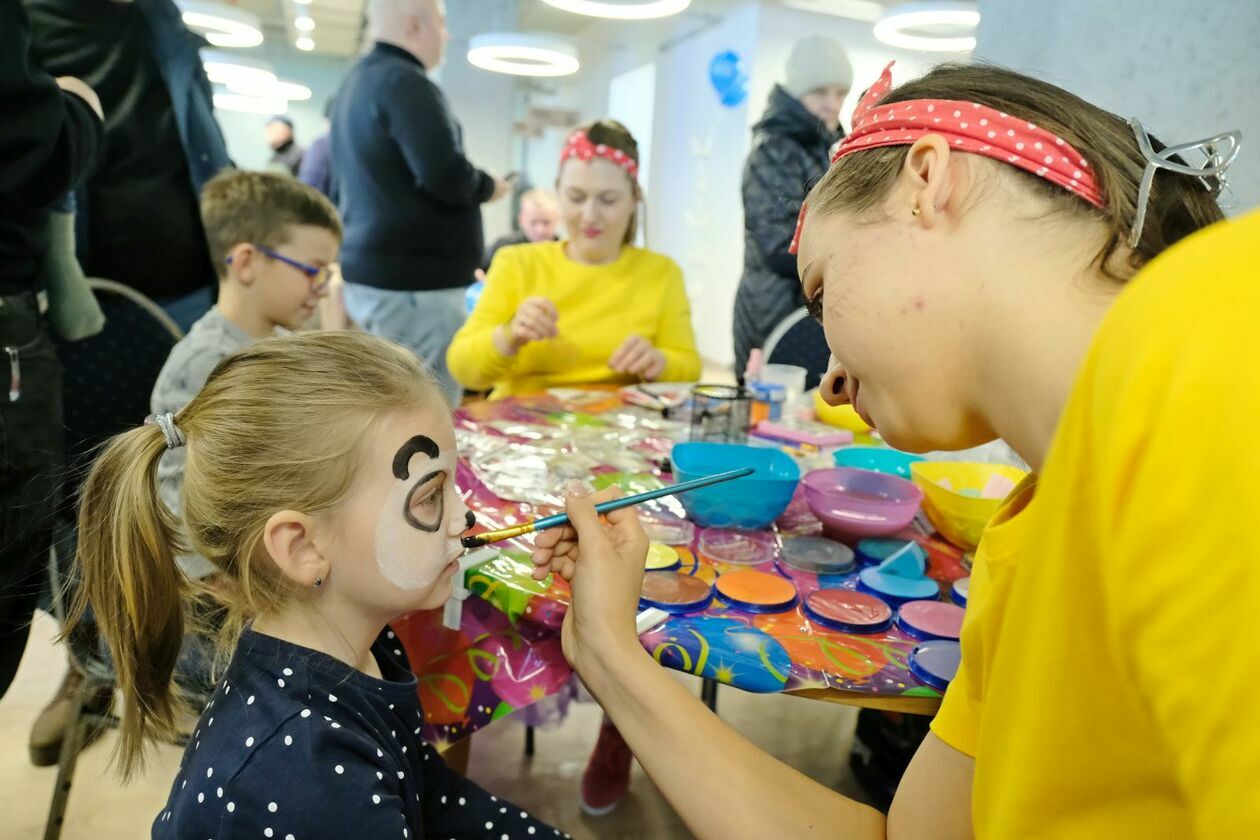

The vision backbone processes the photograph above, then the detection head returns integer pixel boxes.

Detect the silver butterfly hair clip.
[1128,117,1242,248]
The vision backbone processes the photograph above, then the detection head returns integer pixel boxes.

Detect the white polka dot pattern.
[559,130,640,179]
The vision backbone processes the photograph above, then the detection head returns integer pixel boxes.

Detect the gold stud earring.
[911,203,921,217]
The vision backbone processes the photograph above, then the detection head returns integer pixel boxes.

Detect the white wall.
[975,0,1260,213]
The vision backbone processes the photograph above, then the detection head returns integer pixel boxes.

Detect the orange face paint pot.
[639,572,713,614]
[713,569,798,613]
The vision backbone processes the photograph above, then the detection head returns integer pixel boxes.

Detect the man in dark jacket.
[733,36,851,380]
[0,0,103,703]
[24,0,232,332]
[333,0,509,404]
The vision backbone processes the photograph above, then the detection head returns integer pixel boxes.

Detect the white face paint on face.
[373,434,467,591]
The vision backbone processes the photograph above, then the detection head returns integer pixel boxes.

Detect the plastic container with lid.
[908,640,962,691]
[713,569,798,613]
[803,589,892,634]
[856,568,940,608]
[895,600,965,641]
[639,572,713,614]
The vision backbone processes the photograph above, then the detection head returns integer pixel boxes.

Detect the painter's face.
[800,207,989,454]
[265,121,293,150]
[800,84,850,132]
[328,408,472,618]
[253,225,338,330]
[558,157,636,263]
[518,198,560,243]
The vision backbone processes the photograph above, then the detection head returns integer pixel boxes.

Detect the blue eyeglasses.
[226,245,332,293]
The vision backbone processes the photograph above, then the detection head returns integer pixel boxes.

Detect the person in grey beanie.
[733,35,851,381]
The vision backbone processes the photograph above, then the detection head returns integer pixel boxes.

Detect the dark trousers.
[0,291,63,699]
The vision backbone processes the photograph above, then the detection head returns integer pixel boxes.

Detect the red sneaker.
[579,720,633,816]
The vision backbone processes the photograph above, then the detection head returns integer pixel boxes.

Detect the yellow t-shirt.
[931,209,1260,837]
[447,241,701,398]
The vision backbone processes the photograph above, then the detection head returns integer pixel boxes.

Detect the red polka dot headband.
[560,130,640,180]
[790,62,1105,255]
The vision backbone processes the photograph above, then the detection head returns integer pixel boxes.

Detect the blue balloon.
[709,50,749,108]
[465,280,485,314]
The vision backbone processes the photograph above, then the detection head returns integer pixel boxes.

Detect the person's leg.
[342,283,465,405]
[580,713,634,816]
[156,285,214,335]
[0,293,64,700]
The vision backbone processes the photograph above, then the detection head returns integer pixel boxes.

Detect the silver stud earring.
[313,578,323,588]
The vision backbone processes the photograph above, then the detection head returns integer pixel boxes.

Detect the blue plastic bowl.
[833,446,924,479]
[670,442,800,529]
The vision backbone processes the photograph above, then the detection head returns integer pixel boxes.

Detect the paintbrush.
[460,466,755,548]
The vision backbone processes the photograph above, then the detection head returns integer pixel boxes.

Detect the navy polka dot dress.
[153,628,564,839]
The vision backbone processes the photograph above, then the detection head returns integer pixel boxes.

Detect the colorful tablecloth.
[394,391,969,746]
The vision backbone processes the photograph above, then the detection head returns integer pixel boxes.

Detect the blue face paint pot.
[856,568,940,608]
[908,640,962,691]
[951,576,970,608]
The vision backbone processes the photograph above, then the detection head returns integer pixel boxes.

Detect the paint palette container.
[639,572,713,615]
[908,640,962,691]
[645,543,683,572]
[855,538,918,567]
[951,576,970,607]
[895,600,965,641]
[698,528,777,566]
[637,510,696,546]
[803,589,893,634]
[777,535,857,576]
[856,568,940,609]
[713,569,798,613]
[803,467,923,540]
[874,541,927,578]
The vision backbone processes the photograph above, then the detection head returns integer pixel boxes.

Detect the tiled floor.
[0,611,874,839]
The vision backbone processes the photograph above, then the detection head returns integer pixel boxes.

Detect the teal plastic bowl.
[833,446,924,479]
[670,442,800,529]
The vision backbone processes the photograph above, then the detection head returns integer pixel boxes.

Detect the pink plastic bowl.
[803,467,924,539]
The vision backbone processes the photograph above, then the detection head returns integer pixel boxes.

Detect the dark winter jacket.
[733,84,840,379]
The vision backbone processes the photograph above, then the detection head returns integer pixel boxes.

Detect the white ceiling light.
[468,33,580,77]
[293,0,312,4]
[294,15,315,32]
[202,52,277,89]
[179,1,264,48]
[874,2,980,52]
[295,36,316,51]
[540,0,690,20]
[780,0,883,23]
[213,93,288,115]
[225,78,312,102]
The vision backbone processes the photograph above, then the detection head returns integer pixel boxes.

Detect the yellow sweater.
[447,241,701,398]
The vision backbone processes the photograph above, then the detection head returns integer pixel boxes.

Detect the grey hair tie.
[145,412,186,450]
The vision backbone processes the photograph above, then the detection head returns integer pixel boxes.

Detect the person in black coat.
[733,36,851,381]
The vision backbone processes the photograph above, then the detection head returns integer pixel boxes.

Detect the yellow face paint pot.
[645,543,682,571]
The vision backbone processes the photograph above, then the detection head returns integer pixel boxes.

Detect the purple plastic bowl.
[803,467,924,540]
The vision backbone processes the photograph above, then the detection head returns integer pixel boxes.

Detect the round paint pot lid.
[645,542,682,571]
[855,538,917,566]
[713,569,798,613]
[951,576,971,607]
[638,511,696,546]
[895,600,965,641]
[779,536,856,576]
[803,589,892,634]
[857,568,940,603]
[908,640,962,691]
[698,528,777,566]
[639,572,713,614]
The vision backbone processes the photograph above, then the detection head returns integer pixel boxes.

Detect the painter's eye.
[805,289,825,323]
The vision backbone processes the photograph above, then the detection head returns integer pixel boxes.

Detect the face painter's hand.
[608,335,666,381]
[499,296,559,356]
[531,485,649,670]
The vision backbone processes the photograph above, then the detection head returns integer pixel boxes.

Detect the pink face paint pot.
[639,572,713,614]
[951,576,970,607]
[777,535,856,576]
[803,589,893,634]
[856,568,940,608]
[697,528,777,566]
[713,569,798,613]
[895,600,965,641]
[908,640,962,691]
[645,542,682,572]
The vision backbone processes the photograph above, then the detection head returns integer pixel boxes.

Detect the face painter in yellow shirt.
[519,66,1255,840]
[448,121,700,399]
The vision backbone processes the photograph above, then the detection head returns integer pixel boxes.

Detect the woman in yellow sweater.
[530,63,1254,838]
[447,120,701,398]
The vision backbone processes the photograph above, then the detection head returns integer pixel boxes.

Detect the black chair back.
[762,306,831,392]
